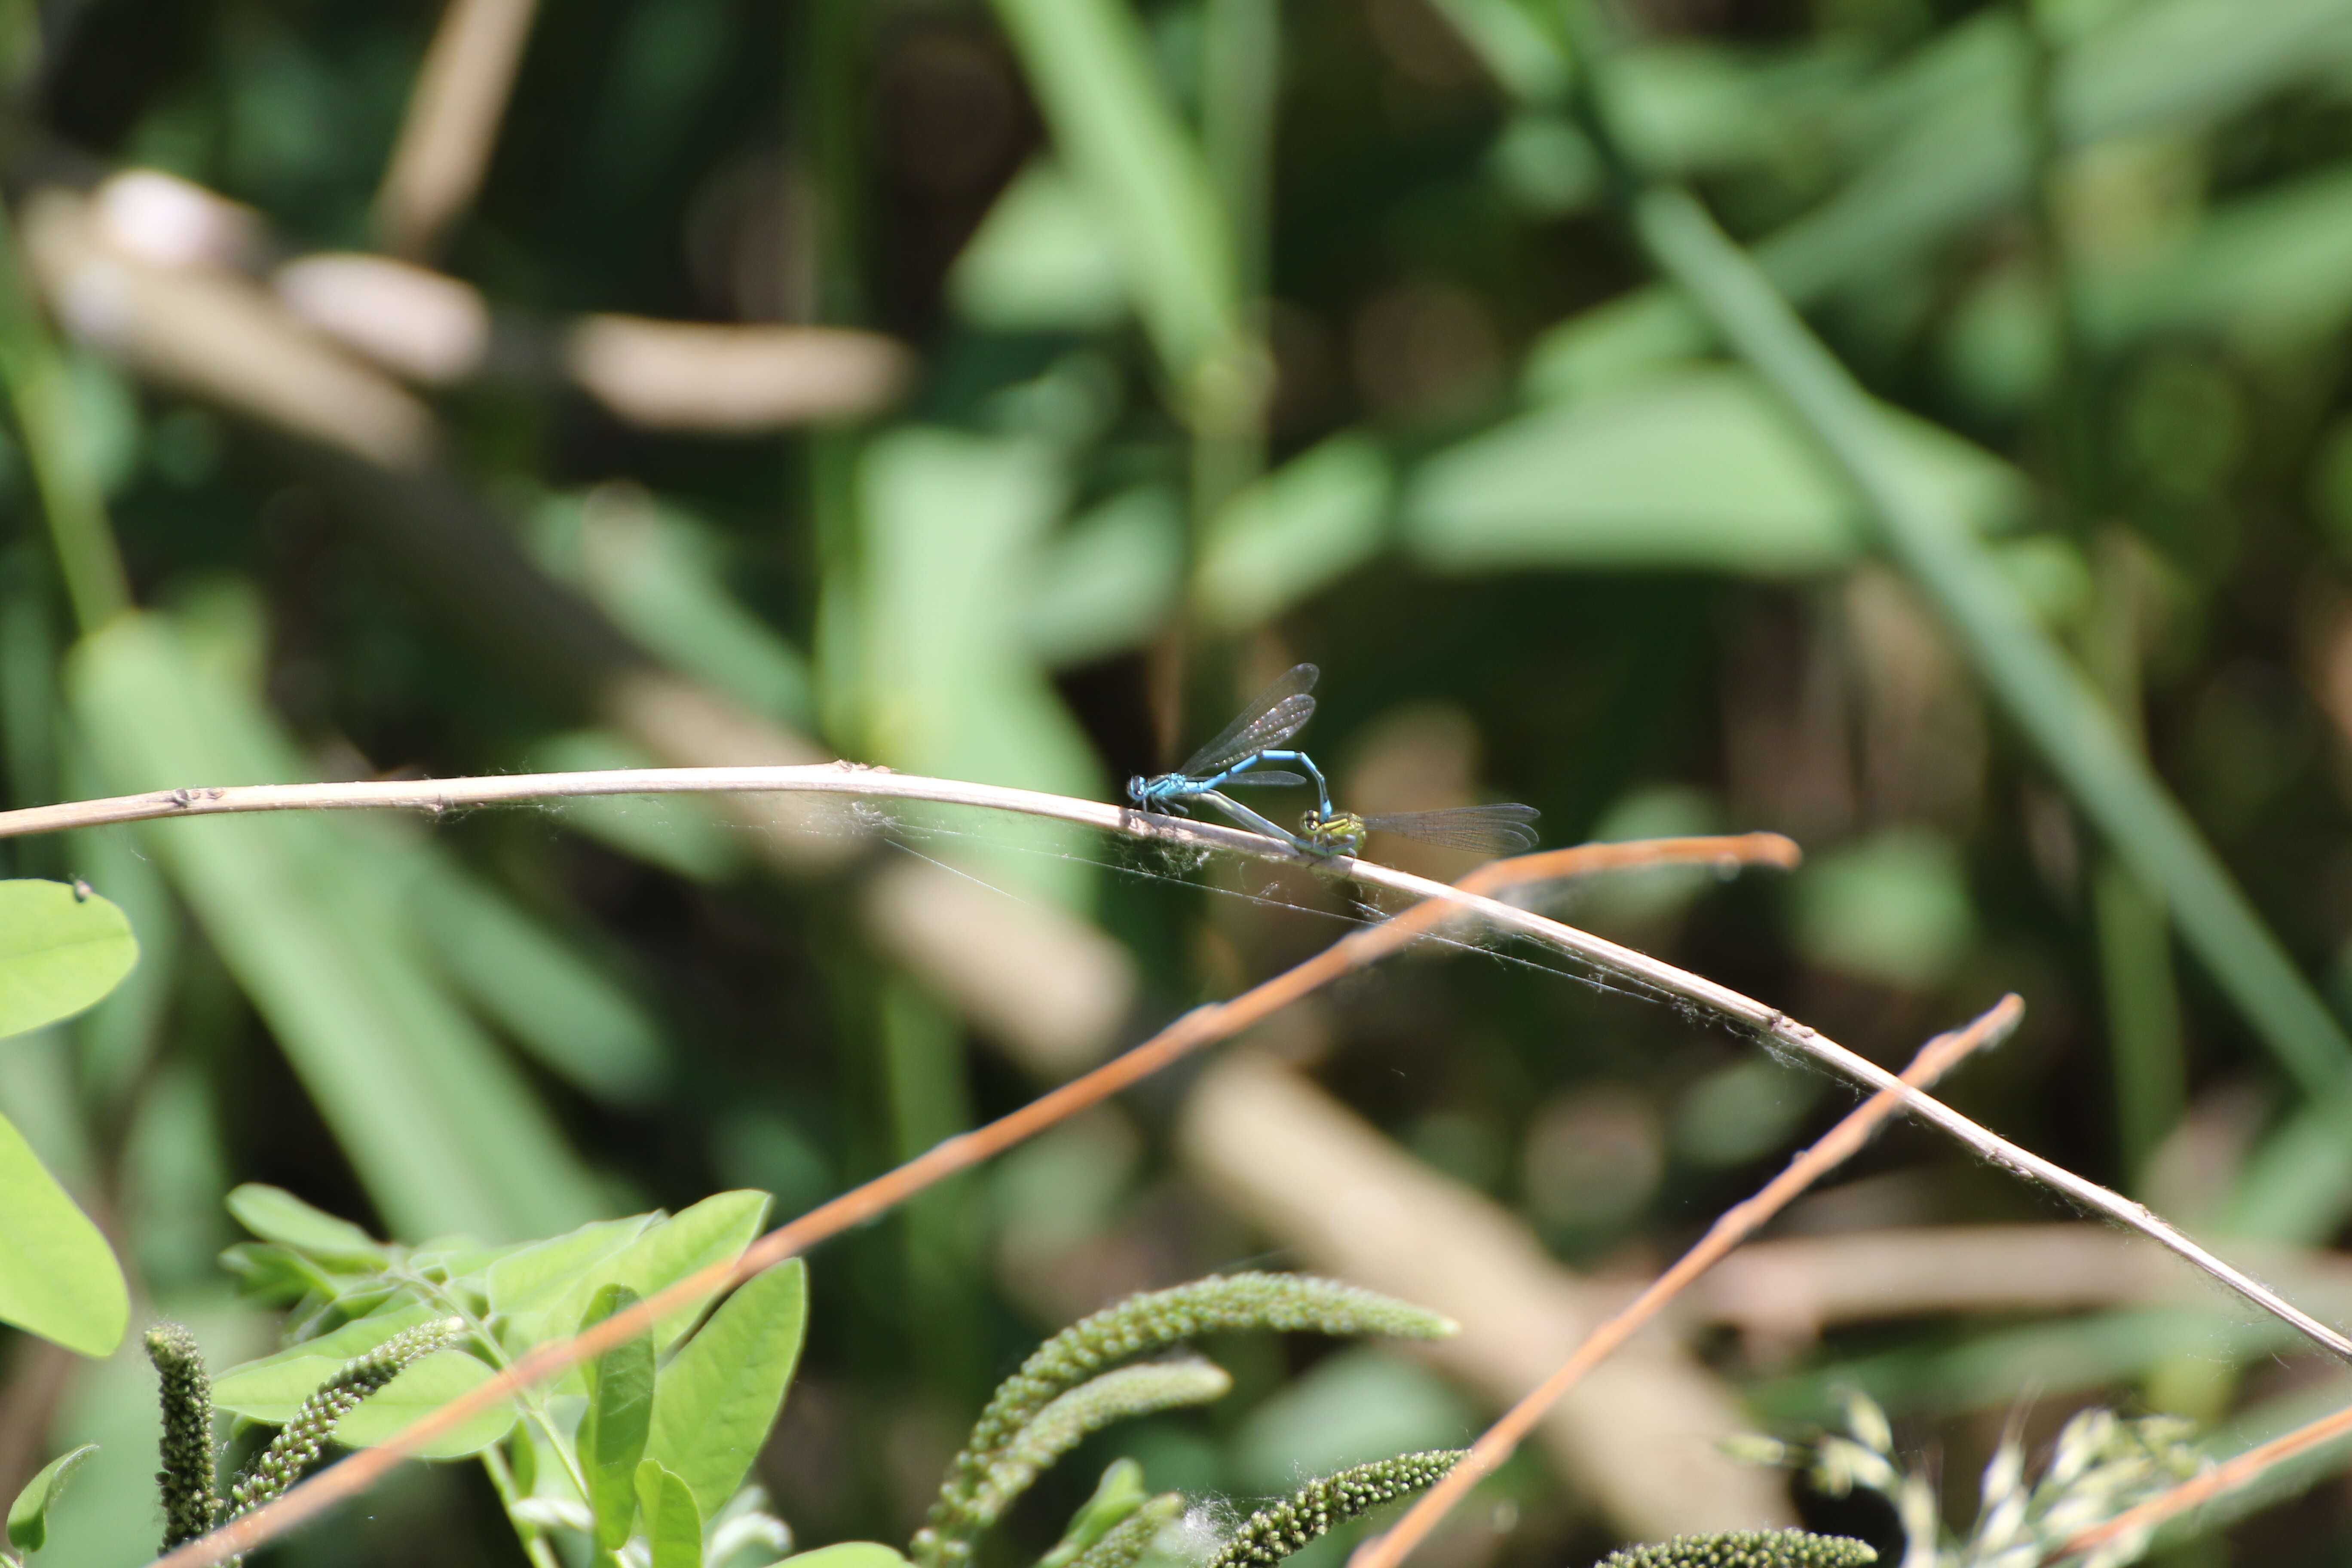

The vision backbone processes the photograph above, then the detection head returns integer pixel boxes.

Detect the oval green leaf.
[0,1112,126,1357]
[7,1442,97,1551]
[214,1346,516,1458]
[0,879,137,1041]
[579,1283,655,1551]
[224,1184,387,1265]
[527,1190,770,1362]
[214,1302,445,1392]
[787,1544,910,1568]
[635,1460,703,1568]
[646,1259,808,1518]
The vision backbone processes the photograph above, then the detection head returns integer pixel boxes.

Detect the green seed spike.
[1207,1452,1464,1568]
[915,1274,1452,1568]
[227,1318,465,1519]
[970,1360,1231,1529]
[145,1323,220,1552]
[1594,1531,1880,1568]
[1069,1493,1185,1568]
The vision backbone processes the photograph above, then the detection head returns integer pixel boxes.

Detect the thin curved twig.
[1349,995,2024,1568]
[21,765,2344,1367]
[15,766,2332,1562]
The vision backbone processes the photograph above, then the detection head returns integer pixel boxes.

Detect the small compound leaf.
[527,1191,769,1363]
[579,1284,656,1551]
[0,879,137,1041]
[0,1112,126,1357]
[486,1214,654,1316]
[646,1259,808,1517]
[224,1184,387,1265]
[7,1442,97,1551]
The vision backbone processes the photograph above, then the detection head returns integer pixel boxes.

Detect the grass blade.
[1629,183,2352,1131]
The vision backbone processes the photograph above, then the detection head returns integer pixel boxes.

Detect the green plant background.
[7,0,2352,1562]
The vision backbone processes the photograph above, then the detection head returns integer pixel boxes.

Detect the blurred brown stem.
[374,0,541,260]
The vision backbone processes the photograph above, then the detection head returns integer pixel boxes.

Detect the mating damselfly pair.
[1124,664,1538,861]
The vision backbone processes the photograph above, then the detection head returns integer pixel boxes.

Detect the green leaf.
[529,486,818,731]
[785,1545,909,1568]
[526,1191,770,1361]
[224,1184,387,1265]
[985,0,1239,403]
[2110,161,2352,355]
[211,1346,517,1458]
[860,428,1099,907]
[214,1303,444,1388]
[951,159,1130,333]
[1025,486,1183,668]
[1196,435,1390,631]
[1519,0,2352,401]
[634,1460,704,1568]
[218,1241,345,1306]
[0,1111,125,1357]
[1402,368,2023,577]
[404,854,665,1105]
[1792,830,1977,991]
[67,609,605,1243]
[332,1348,518,1453]
[1230,1348,1473,1493]
[1041,1460,1151,1568]
[486,1214,658,1316]
[1629,186,2352,1187]
[0,878,137,1041]
[646,1259,808,1517]
[579,1284,657,1552]
[6,1442,96,1551]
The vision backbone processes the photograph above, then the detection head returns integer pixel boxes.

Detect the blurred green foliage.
[14,0,2352,1562]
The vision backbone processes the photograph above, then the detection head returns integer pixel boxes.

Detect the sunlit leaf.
[225,1183,387,1265]
[1404,368,2023,576]
[213,1346,518,1459]
[1197,435,1390,630]
[646,1259,808,1517]
[6,1442,95,1550]
[952,160,1130,333]
[0,1111,124,1357]
[1793,830,1976,990]
[527,1191,772,1362]
[0,878,136,1041]
[68,609,604,1243]
[635,1460,704,1568]
[487,1215,658,1316]
[785,1544,911,1568]
[580,1284,657,1551]
[1025,486,1182,668]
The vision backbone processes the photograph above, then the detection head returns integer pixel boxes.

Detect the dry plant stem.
[34,763,2352,1372]
[2055,1401,2352,1561]
[135,823,1791,1568]
[1348,996,2023,1568]
[374,0,542,259]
